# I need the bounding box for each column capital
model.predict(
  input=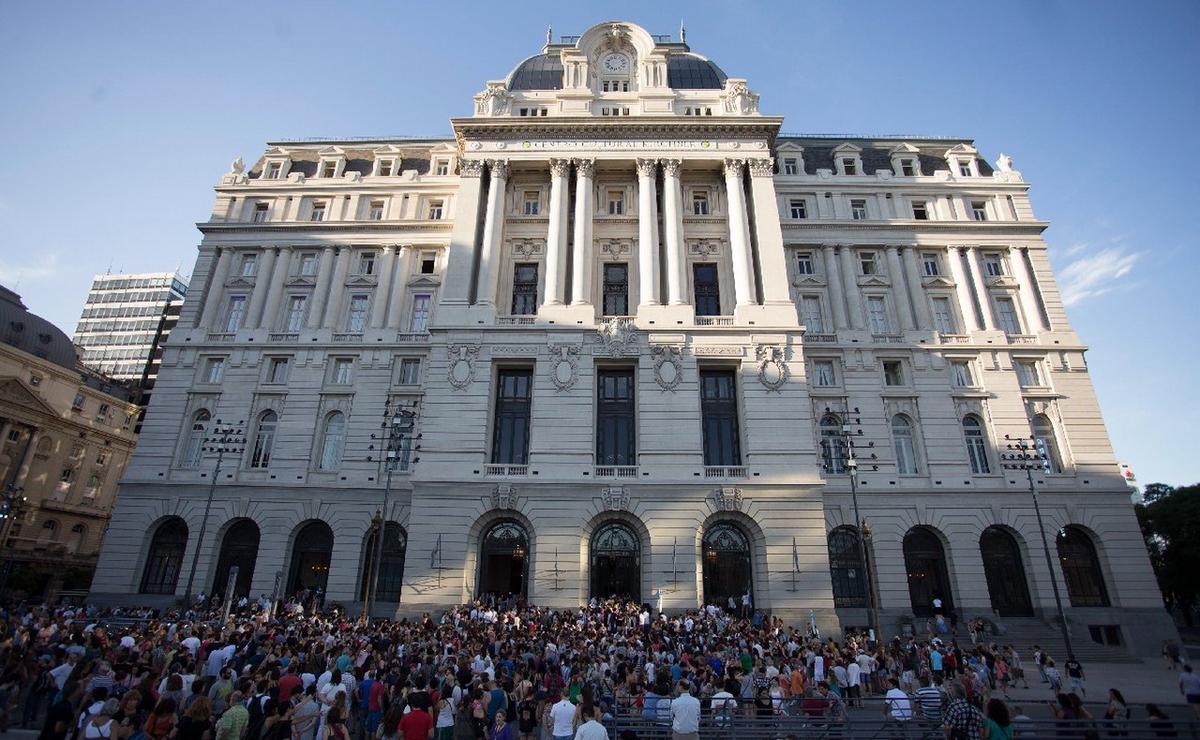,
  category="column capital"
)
[549,158,571,177]
[661,158,682,177]
[635,158,658,177]
[573,158,595,177]
[747,157,774,177]
[723,158,746,178]
[486,159,509,180]
[460,159,485,178]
